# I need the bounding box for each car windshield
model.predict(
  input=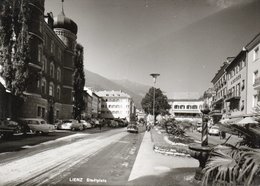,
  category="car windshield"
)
[40,120,47,124]
[211,126,219,129]
[28,120,40,125]
[63,120,72,123]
